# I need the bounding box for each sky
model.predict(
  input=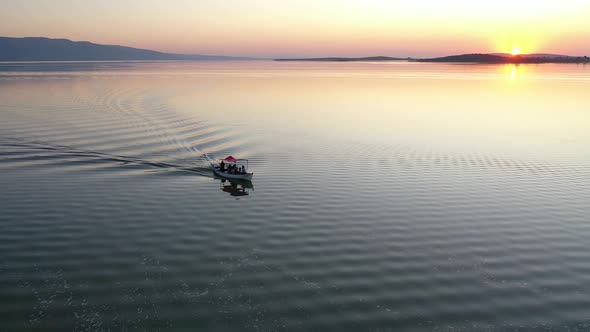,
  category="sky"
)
[1,0,590,57]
